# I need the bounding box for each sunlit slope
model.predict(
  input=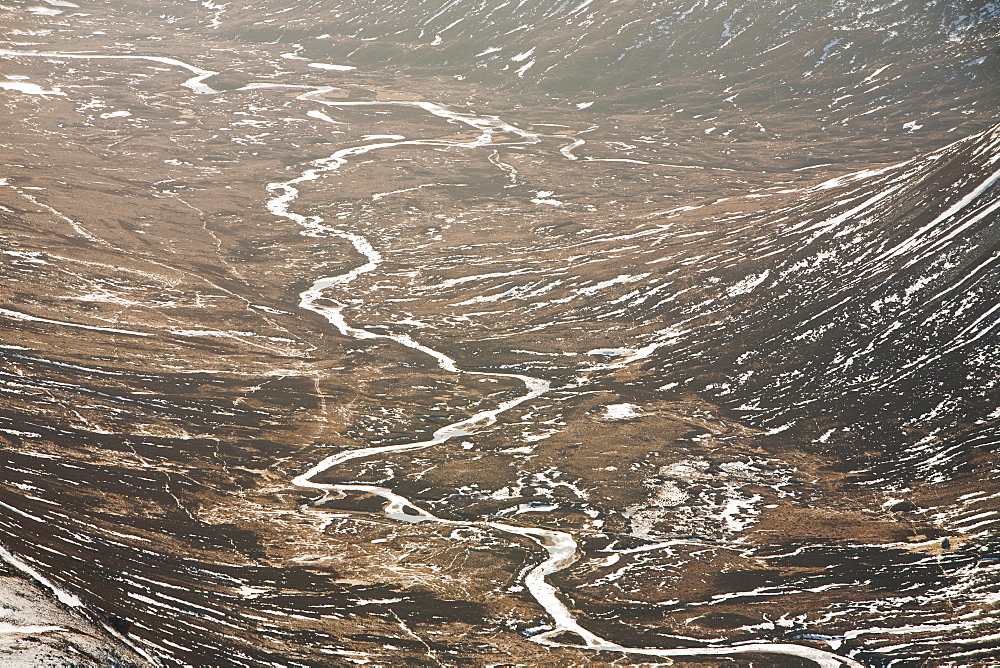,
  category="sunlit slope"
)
[640,123,1000,462]
[150,0,998,134]
[394,122,999,462]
